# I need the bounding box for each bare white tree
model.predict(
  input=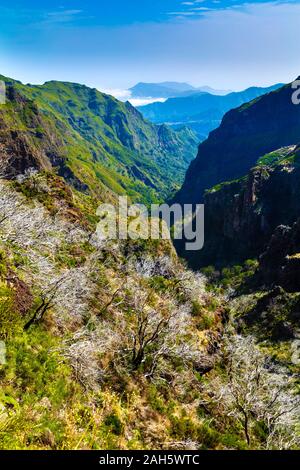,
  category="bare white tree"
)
[133,255,176,279]
[114,291,201,379]
[0,181,97,326]
[201,334,300,449]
